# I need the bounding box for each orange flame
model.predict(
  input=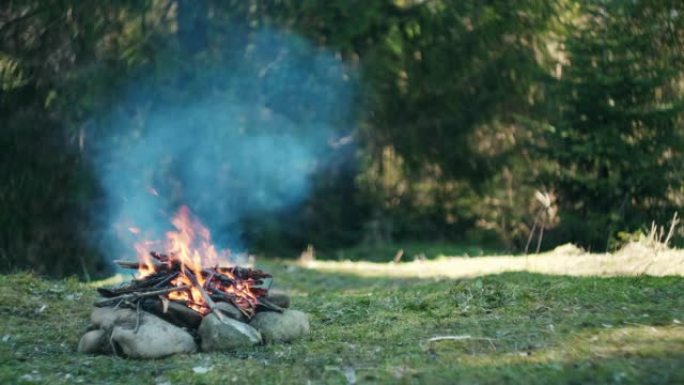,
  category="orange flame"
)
[133,206,258,315]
